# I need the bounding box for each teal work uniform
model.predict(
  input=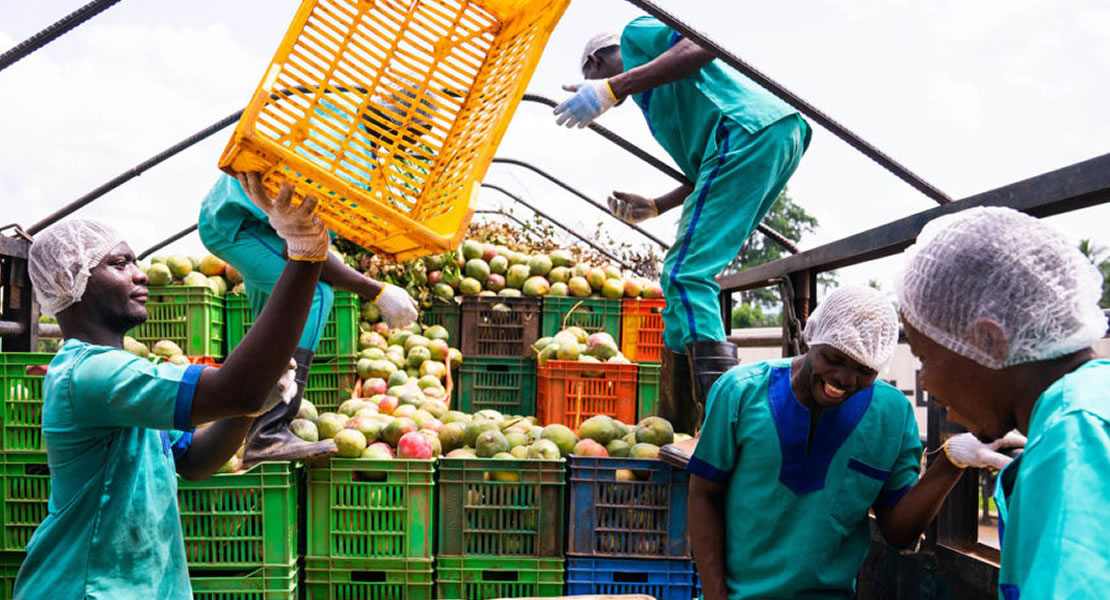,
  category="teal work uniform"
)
[687,358,922,598]
[14,339,205,599]
[620,17,811,352]
[993,359,1110,599]
[198,174,334,351]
